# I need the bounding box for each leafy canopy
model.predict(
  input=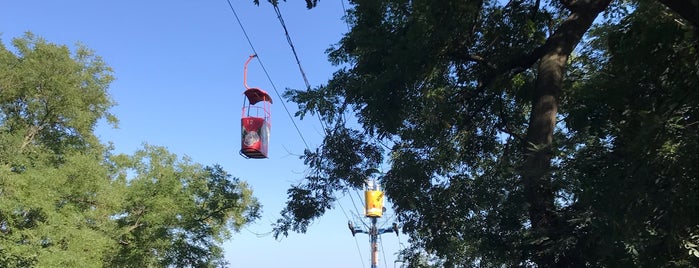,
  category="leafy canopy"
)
[270,0,699,266]
[0,33,260,267]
